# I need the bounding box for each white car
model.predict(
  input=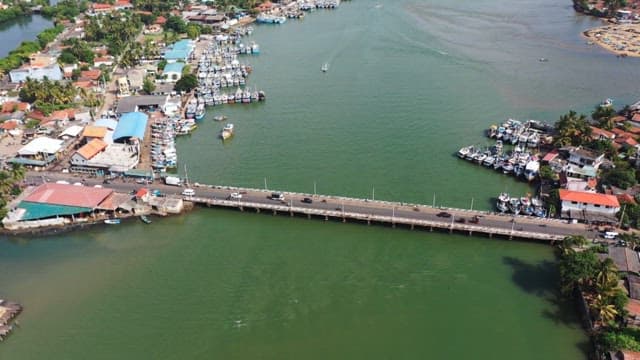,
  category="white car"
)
[182,188,195,196]
[229,192,242,200]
